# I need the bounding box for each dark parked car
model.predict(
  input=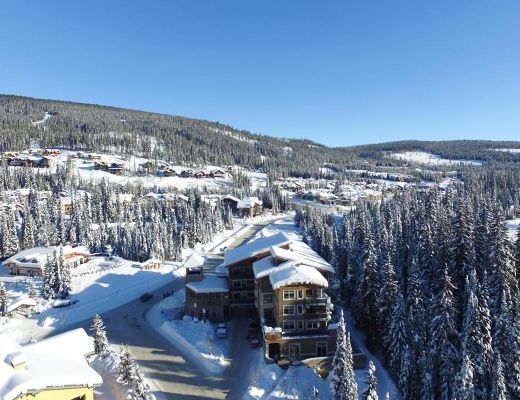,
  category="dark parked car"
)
[216,323,227,338]
[248,318,260,334]
[140,293,154,302]
[249,332,261,348]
